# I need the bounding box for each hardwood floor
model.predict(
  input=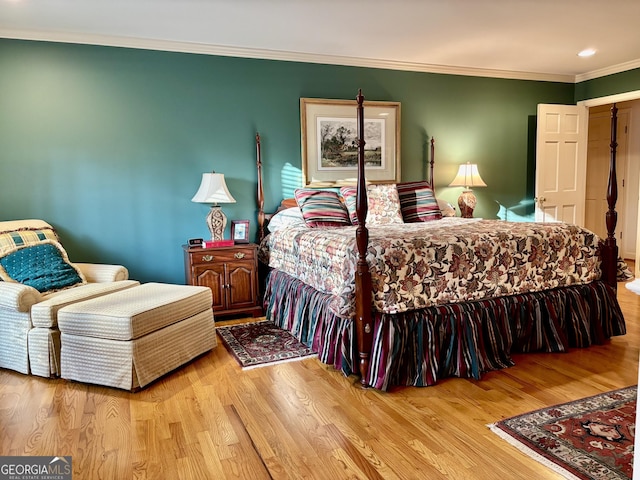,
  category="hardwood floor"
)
[1,283,638,479]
